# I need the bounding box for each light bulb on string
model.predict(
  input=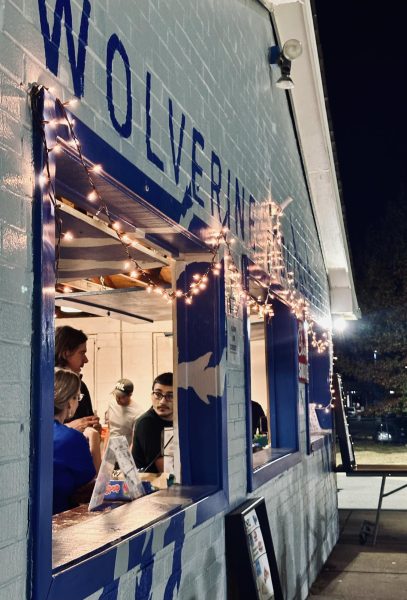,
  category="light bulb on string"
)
[87,190,98,202]
[38,174,48,188]
[37,91,330,347]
